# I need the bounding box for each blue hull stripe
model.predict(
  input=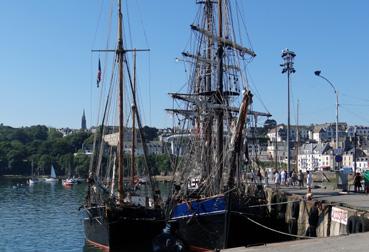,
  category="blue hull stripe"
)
[171,196,225,219]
